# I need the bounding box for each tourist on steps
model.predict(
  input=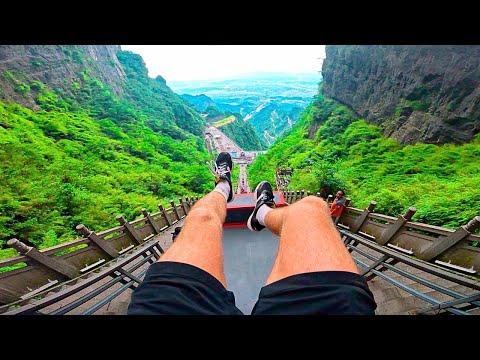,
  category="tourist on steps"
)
[127,152,376,315]
[330,190,346,221]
